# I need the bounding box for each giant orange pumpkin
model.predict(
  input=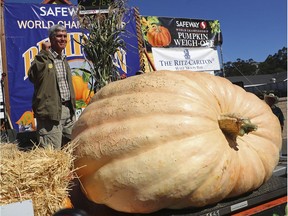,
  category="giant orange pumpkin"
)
[71,71,282,213]
[147,25,171,47]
